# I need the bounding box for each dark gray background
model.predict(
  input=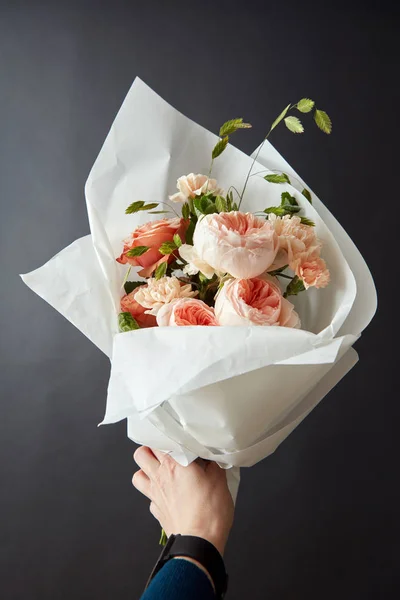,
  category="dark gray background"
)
[1,1,399,598]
